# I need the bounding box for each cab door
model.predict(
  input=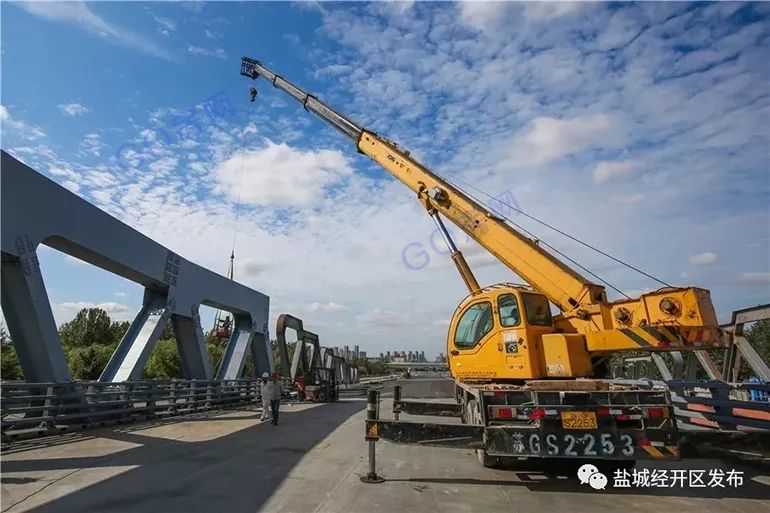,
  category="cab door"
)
[495,292,540,379]
[447,300,497,380]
